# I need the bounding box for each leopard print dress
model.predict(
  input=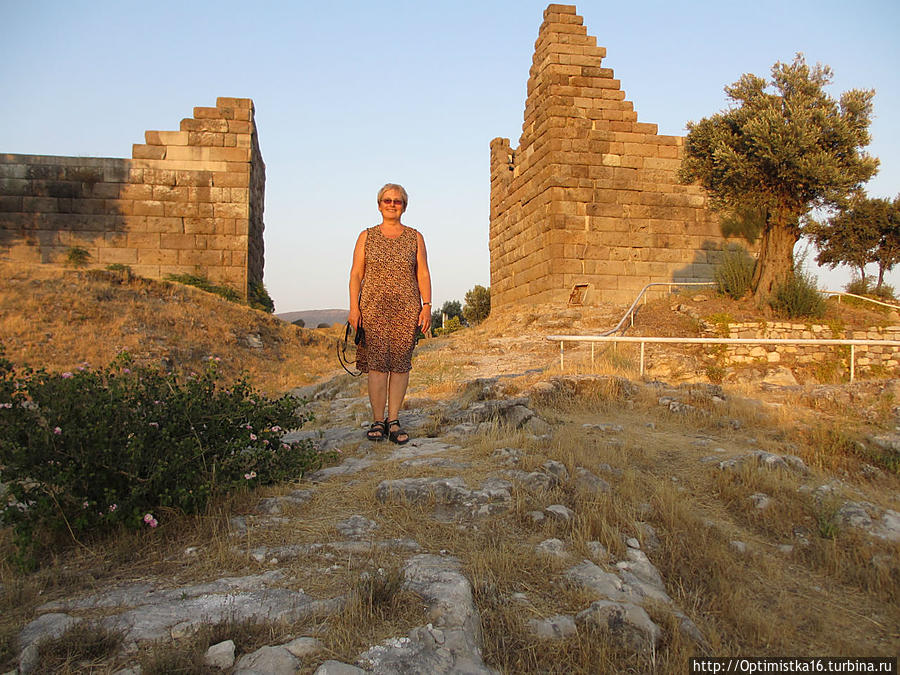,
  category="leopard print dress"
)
[357,225,421,374]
